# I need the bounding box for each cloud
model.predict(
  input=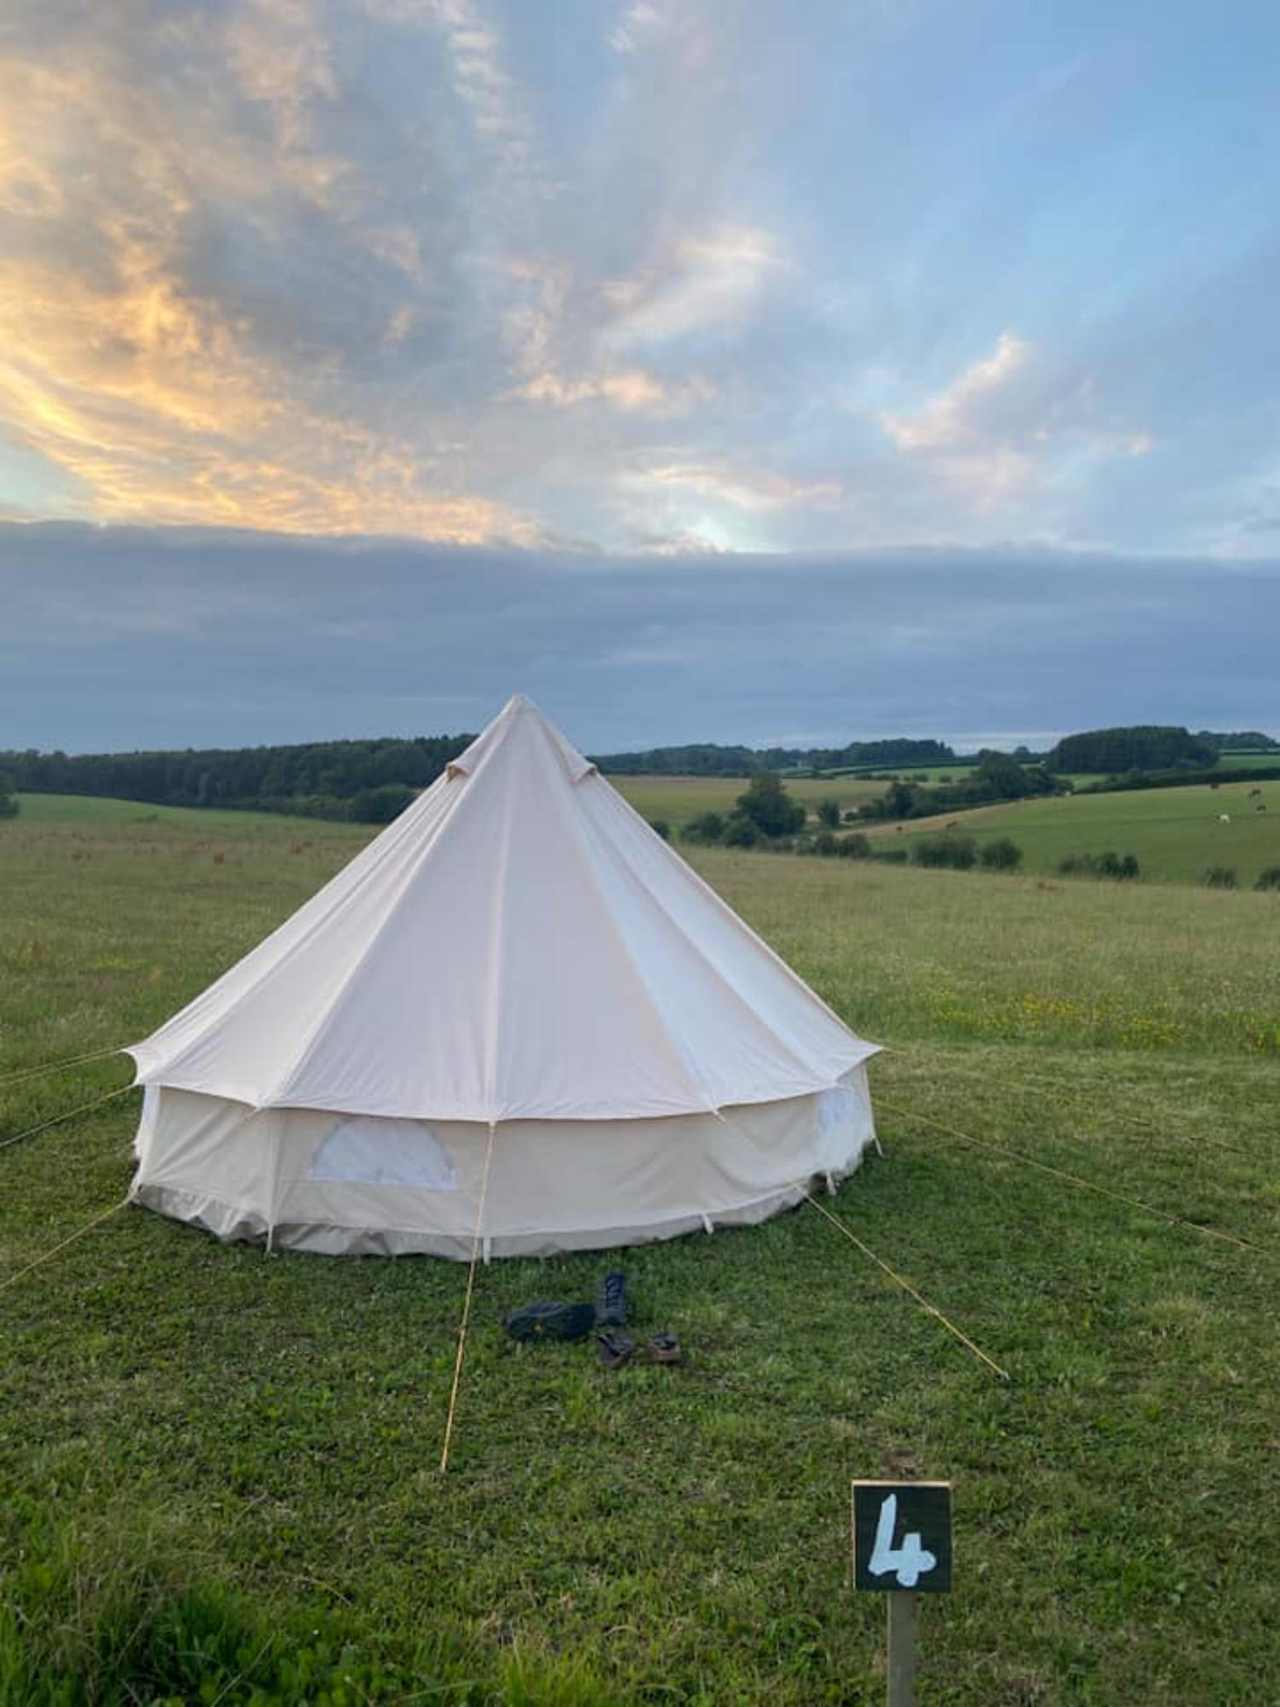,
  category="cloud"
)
[602,226,784,350]
[0,7,544,542]
[0,236,534,541]
[621,459,842,513]
[878,331,1157,516]
[224,0,340,164]
[610,3,666,57]
[2,524,1277,755]
[1,0,1279,556]
[882,332,1031,453]
[513,367,713,415]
